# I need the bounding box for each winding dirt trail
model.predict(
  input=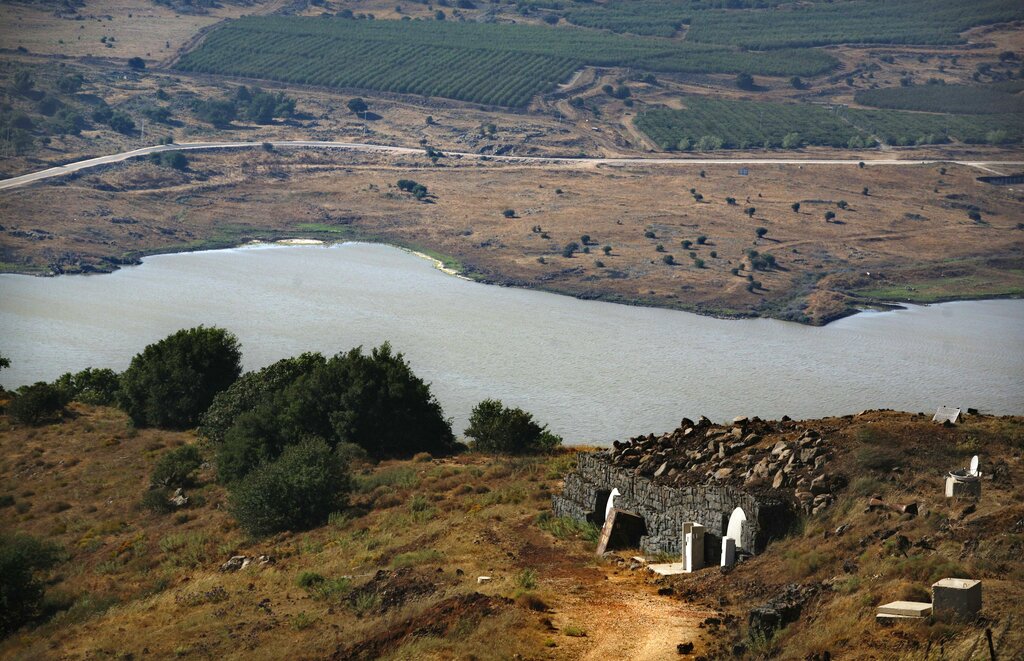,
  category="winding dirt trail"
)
[1,139,1021,192]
